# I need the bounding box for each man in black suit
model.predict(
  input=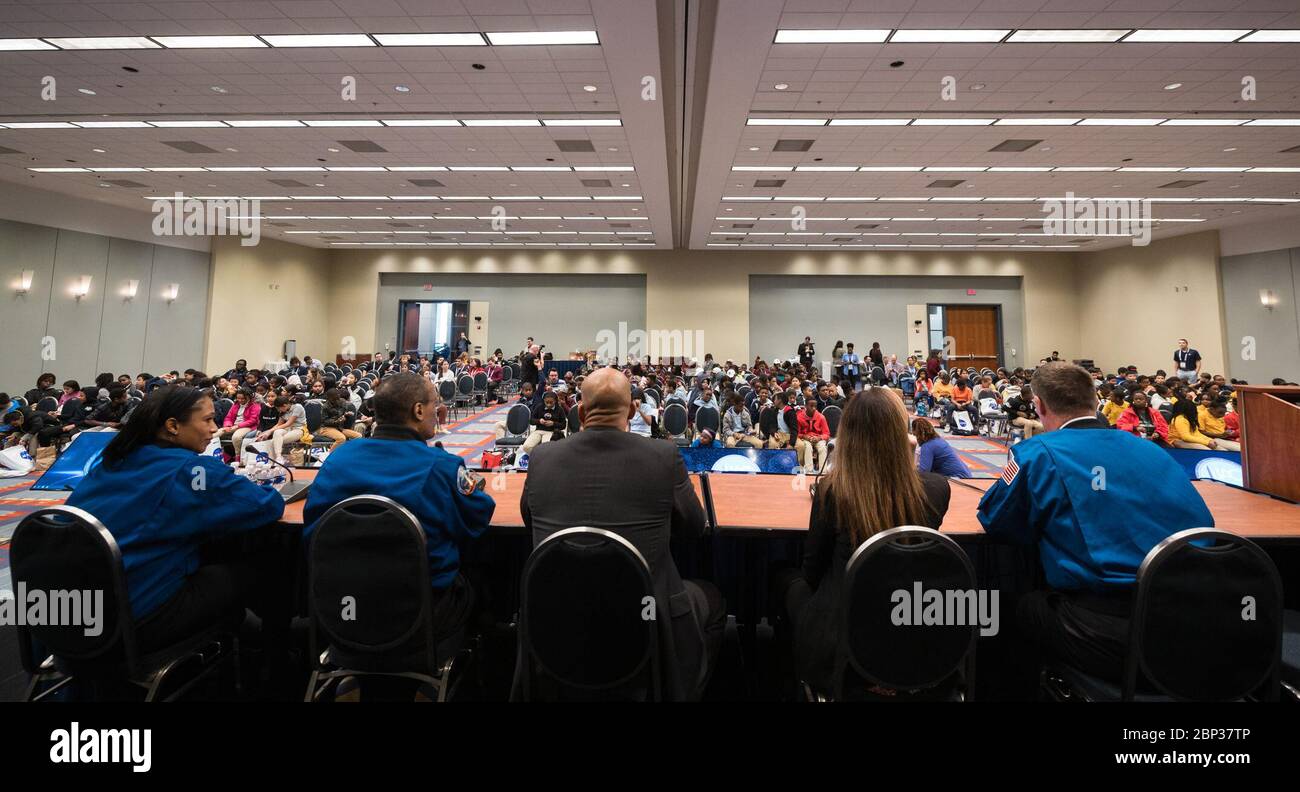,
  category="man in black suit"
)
[521,367,724,700]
